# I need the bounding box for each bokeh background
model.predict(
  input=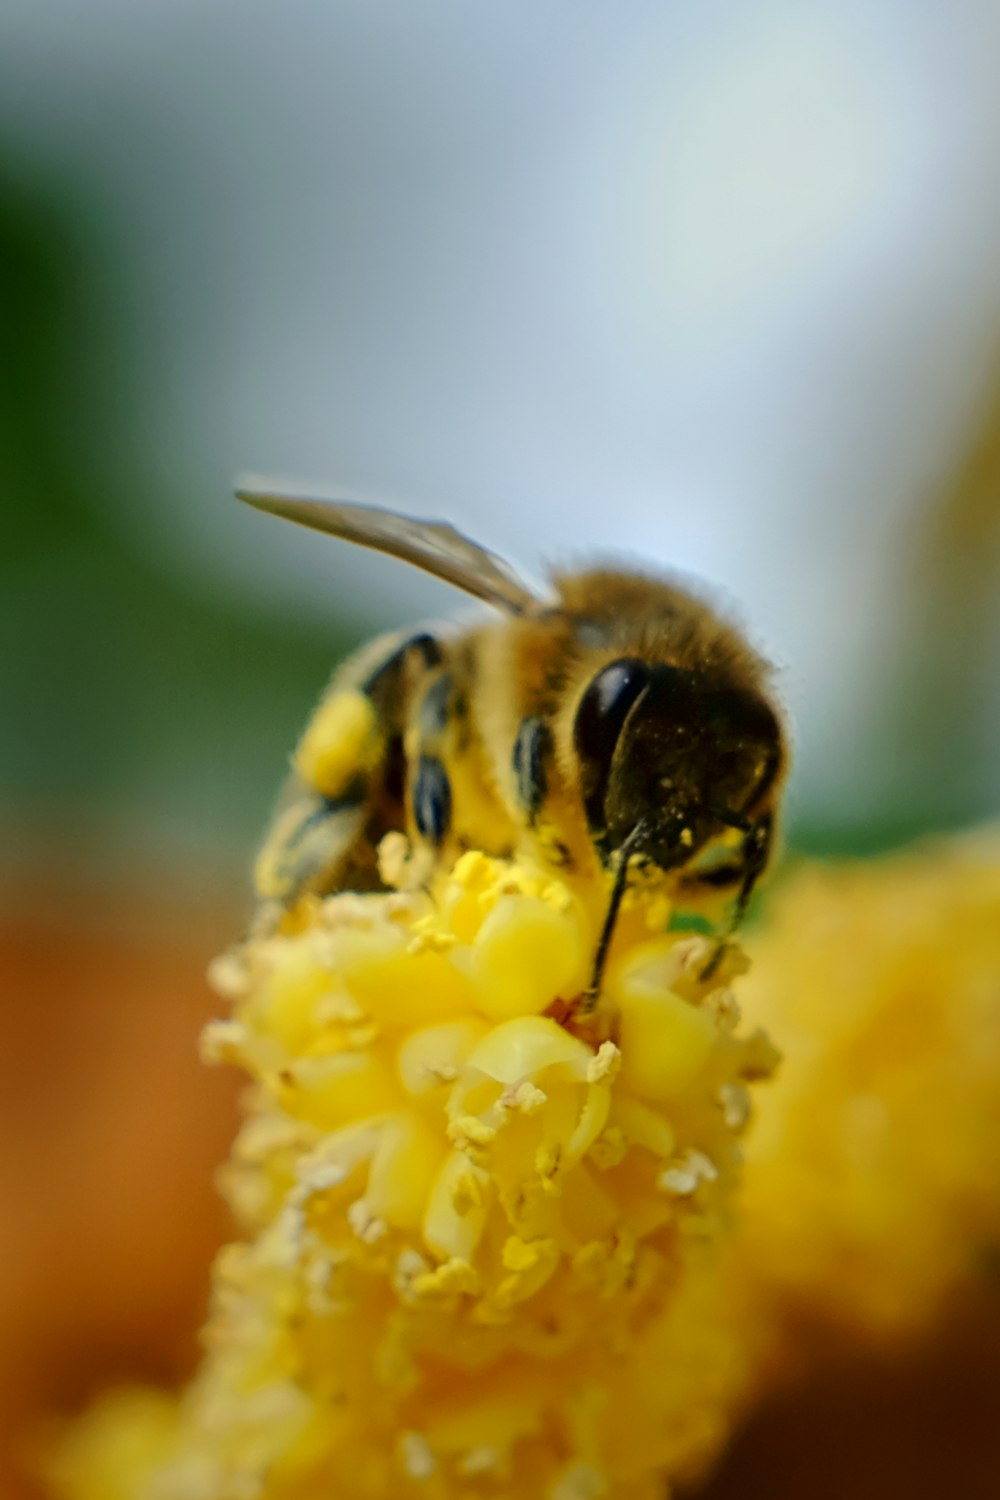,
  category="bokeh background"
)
[3,3,1000,1496]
